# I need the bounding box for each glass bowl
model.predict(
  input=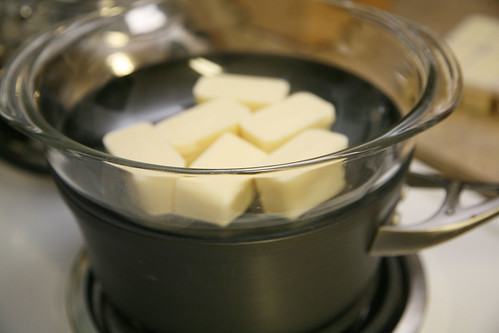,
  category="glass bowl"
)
[0,0,460,235]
